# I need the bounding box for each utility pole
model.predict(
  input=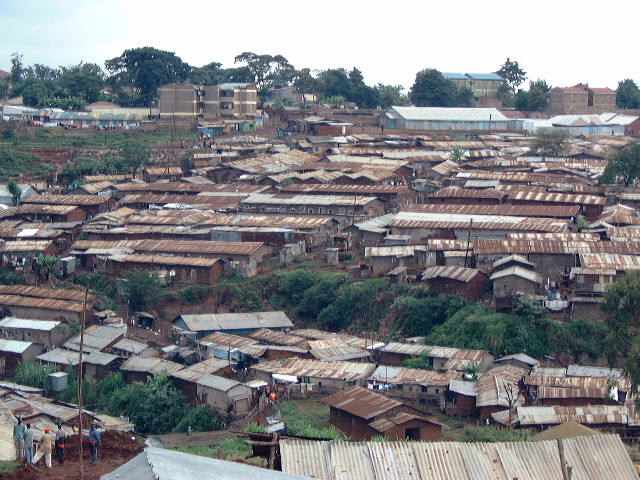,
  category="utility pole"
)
[77,286,88,480]
[463,219,473,268]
